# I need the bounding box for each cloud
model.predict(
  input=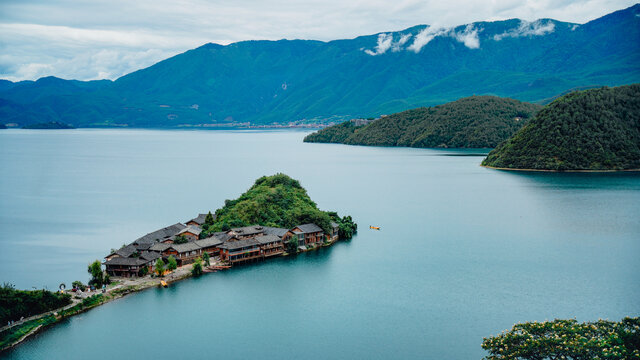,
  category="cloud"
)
[364,33,394,55]
[407,26,447,52]
[493,19,556,40]
[407,24,480,52]
[364,32,414,55]
[392,33,413,52]
[451,24,481,49]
